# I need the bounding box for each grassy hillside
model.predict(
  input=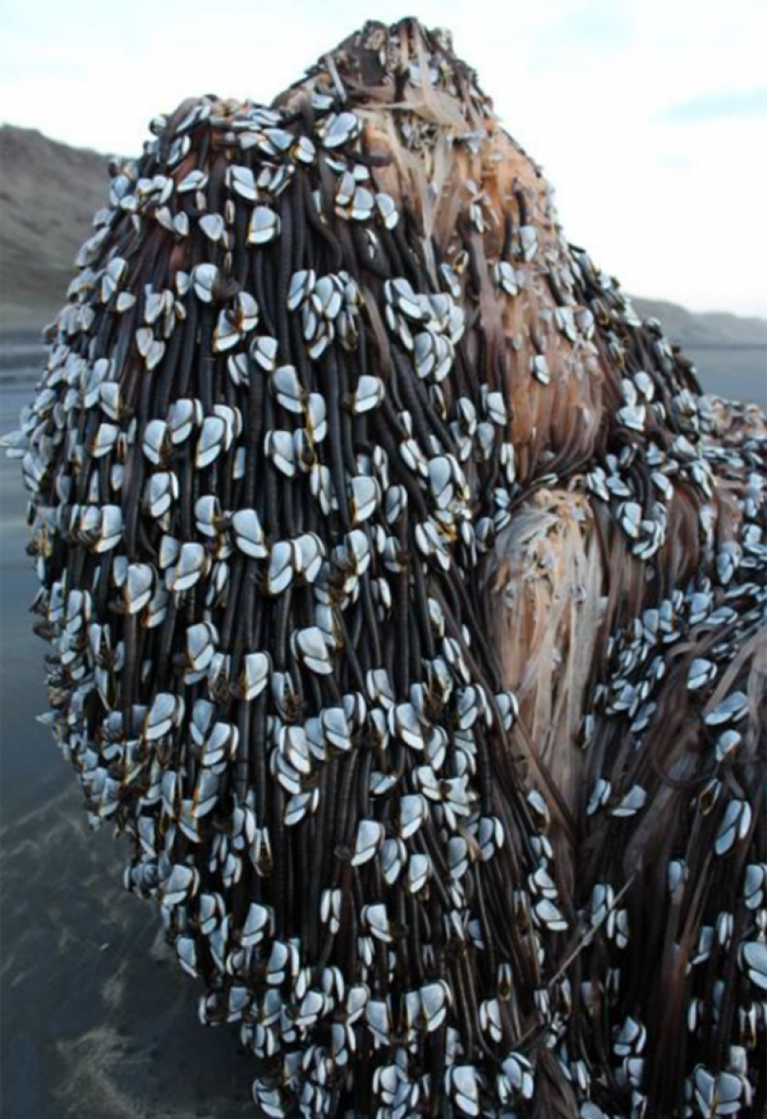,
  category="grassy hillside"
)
[0,126,110,329]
